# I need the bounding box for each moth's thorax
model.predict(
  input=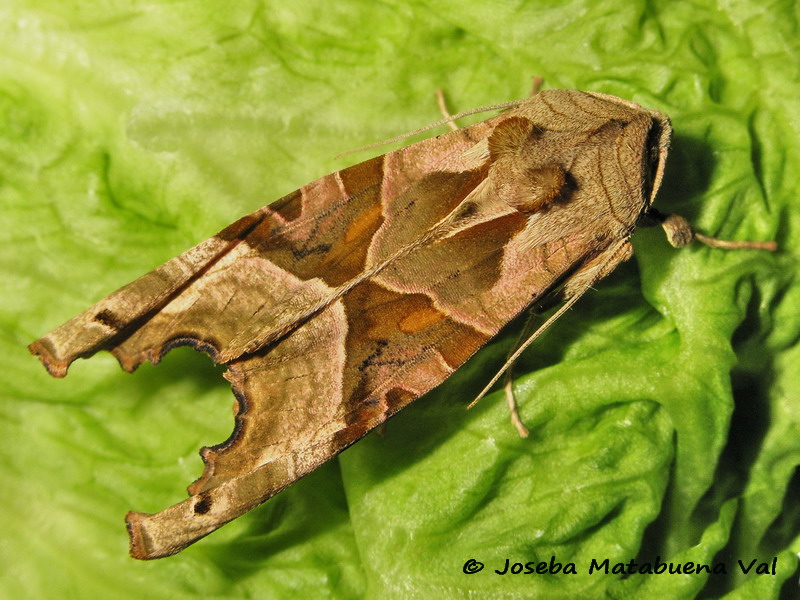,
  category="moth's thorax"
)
[496,89,672,234]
